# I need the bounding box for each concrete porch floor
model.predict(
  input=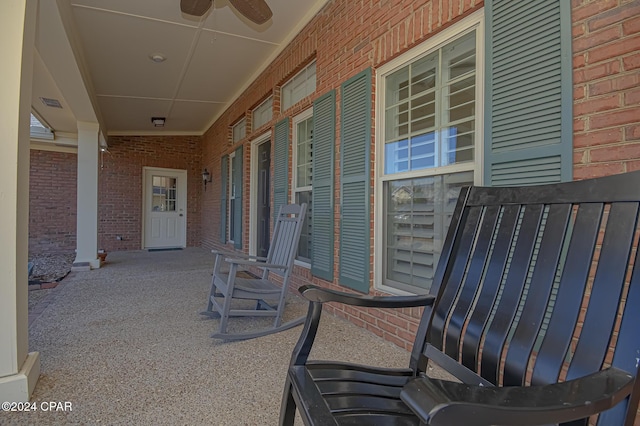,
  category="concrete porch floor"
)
[1,248,424,425]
